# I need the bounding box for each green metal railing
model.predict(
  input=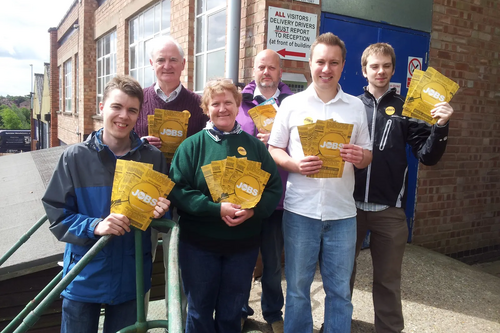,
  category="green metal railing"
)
[1,216,181,333]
